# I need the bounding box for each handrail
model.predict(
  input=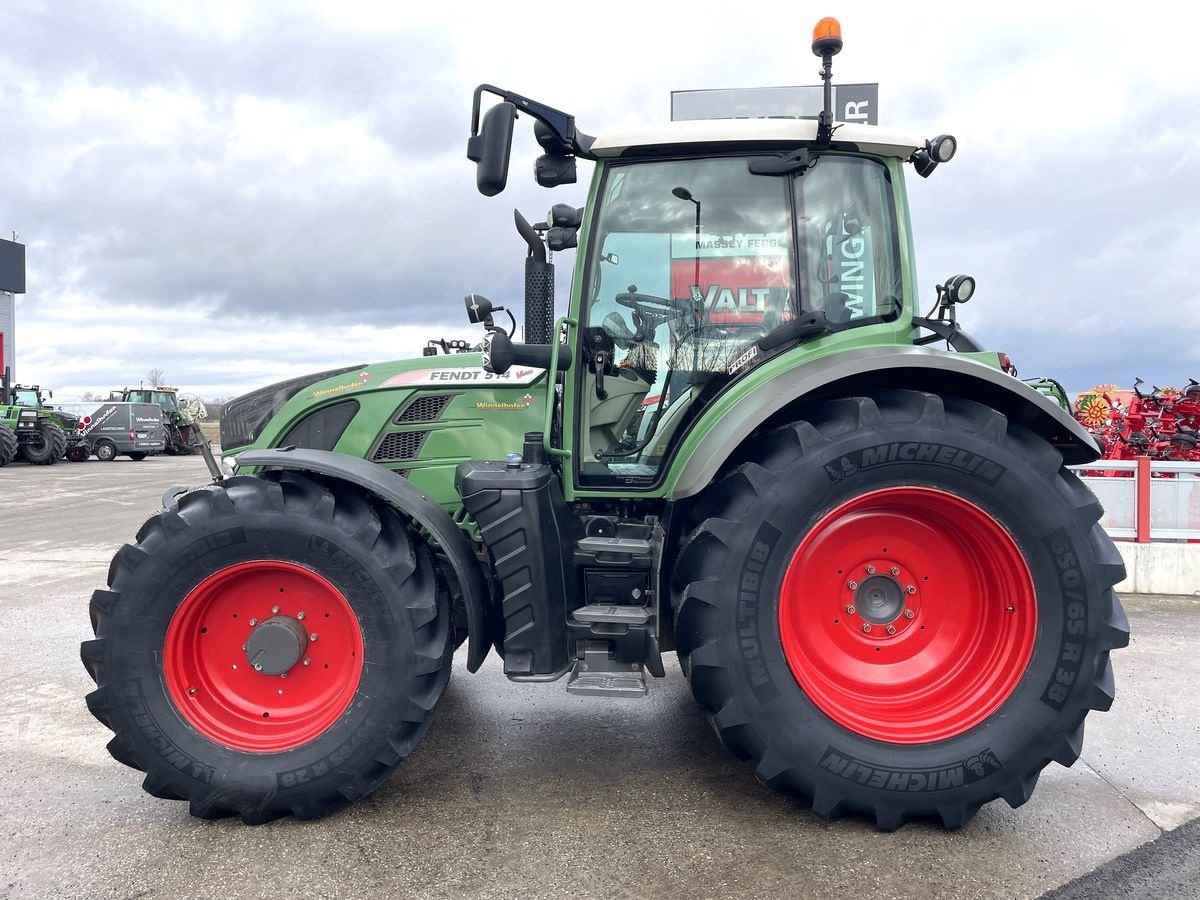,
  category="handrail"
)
[542,316,576,459]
